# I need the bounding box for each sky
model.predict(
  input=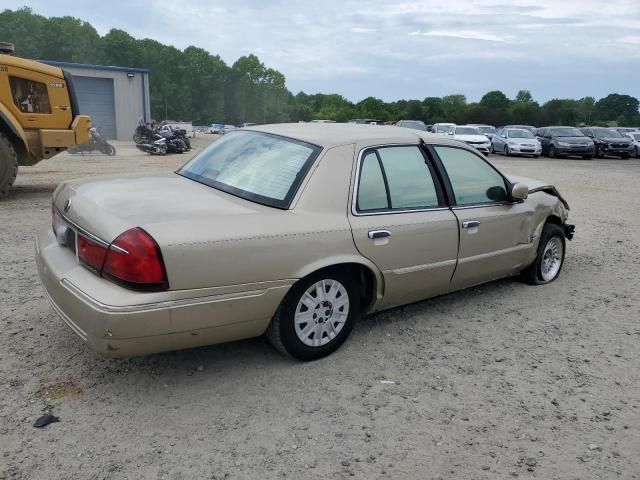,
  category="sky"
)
[4,0,640,103]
